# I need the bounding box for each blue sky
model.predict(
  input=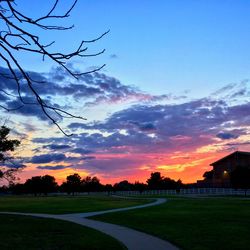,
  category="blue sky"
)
[0,0,250,184]
[17,0,250,97]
